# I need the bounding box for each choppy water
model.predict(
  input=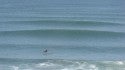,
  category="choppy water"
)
[0,58,125,70]
[0,0,125,70]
